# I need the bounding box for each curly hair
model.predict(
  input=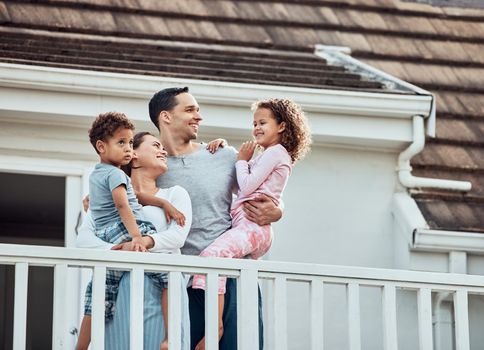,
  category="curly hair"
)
[88,112,135,154]
[252,98,312,163]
